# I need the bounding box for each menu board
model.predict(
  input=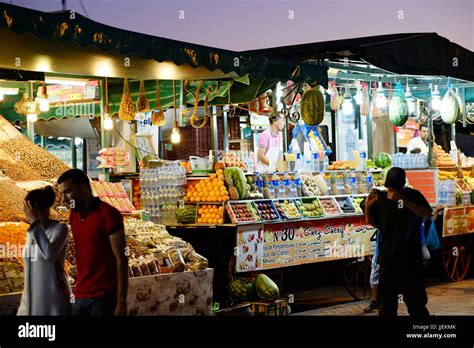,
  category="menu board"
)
[442,205,474,237]
[235,216,376,273]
